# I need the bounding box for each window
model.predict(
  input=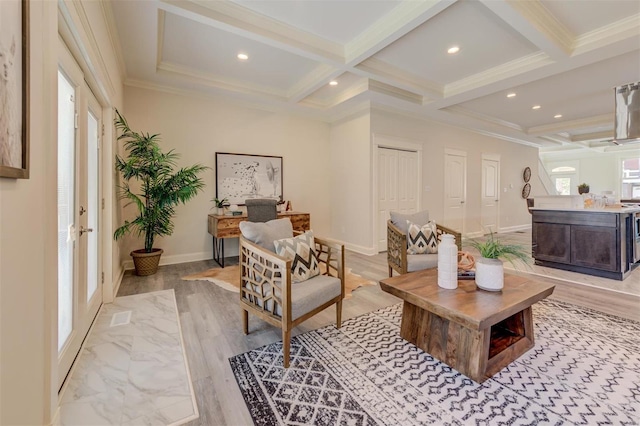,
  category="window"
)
[622,157,640,199]
[555,177,571,195]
